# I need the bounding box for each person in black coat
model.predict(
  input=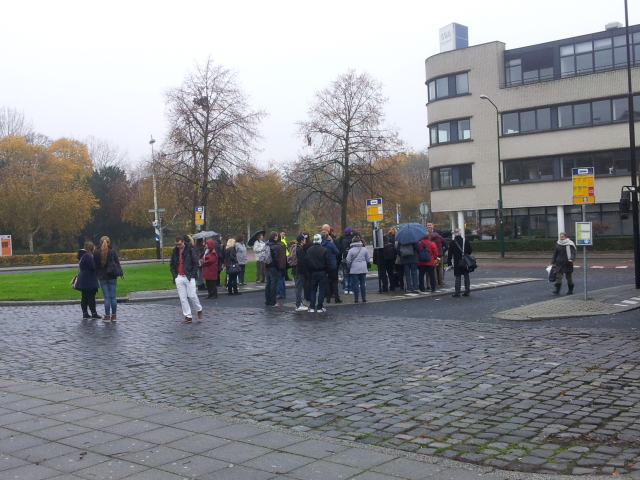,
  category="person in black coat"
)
[306,234,332,313]
[447,230,473,297]
[224,238,241,296]
[76,243,101,319]
[551,232,577,295]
